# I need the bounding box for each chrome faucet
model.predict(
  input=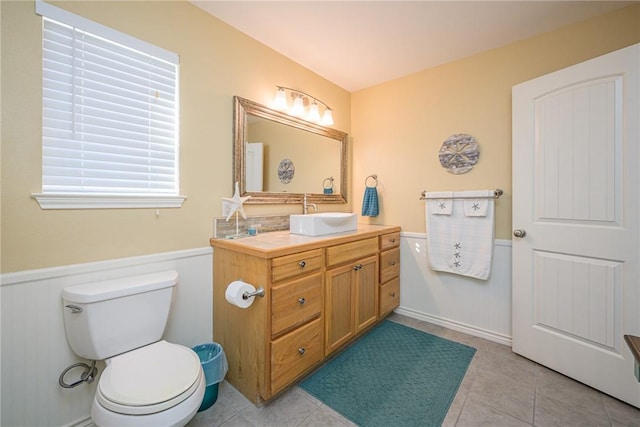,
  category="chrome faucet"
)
[303,194,317,214]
